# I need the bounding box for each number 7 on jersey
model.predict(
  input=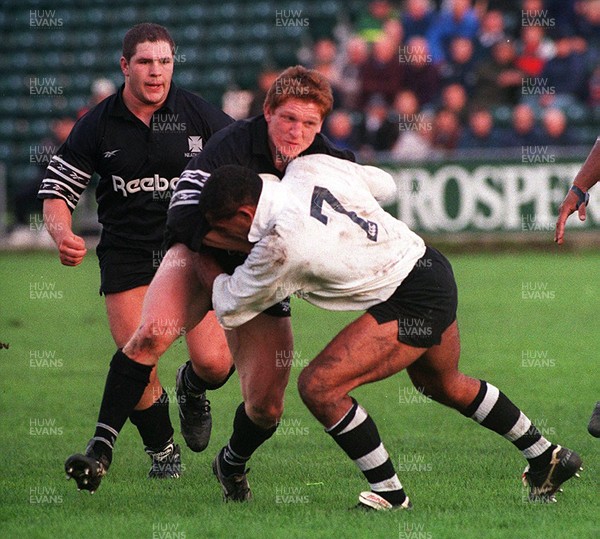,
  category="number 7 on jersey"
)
[310,186,378,241]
